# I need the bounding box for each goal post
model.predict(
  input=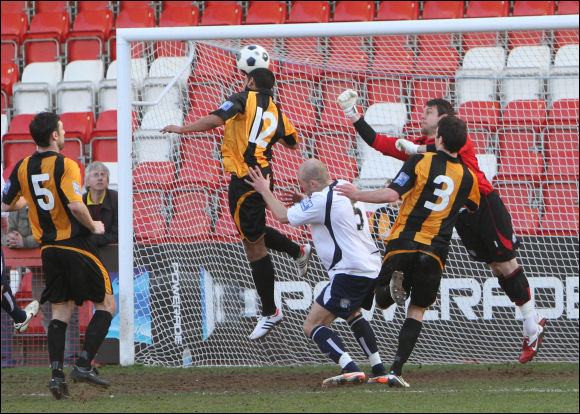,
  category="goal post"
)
[116,15,579,367]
